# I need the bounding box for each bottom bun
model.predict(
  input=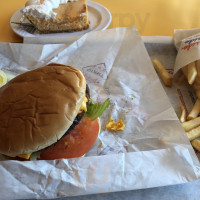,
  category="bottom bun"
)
[39,117,101,160]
